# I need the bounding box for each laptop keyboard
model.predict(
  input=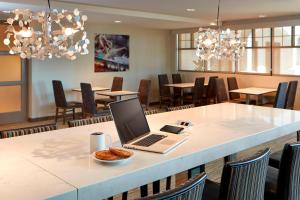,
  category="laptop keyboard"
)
[132,134,167,147]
